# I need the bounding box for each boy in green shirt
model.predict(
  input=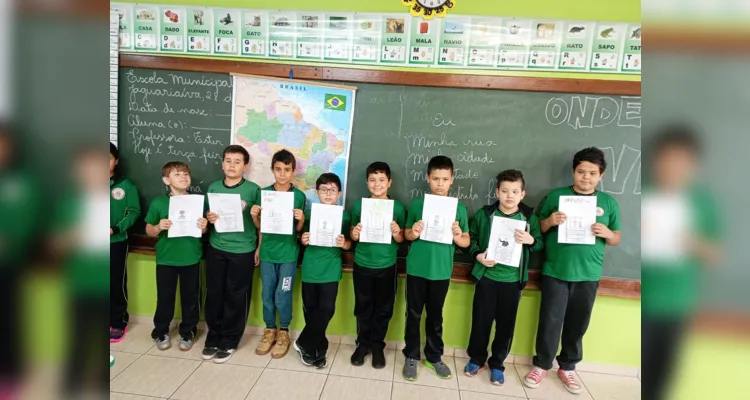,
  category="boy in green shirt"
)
[349,162,406,369]
[402,155,470,381]
[464,170,544,385]
[524,148,621,394]
[641,125,721,400]
[202,145,262,364]
[145,161,208,351]
[255,150,306,359]
[294,173,351,369]
[109,142,141,343]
